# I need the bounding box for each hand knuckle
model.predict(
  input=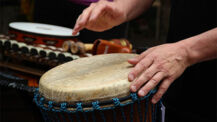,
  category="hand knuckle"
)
[151,78,158,85]
[77,22,84,26]
[145,72,152,80]
[159,86,167,92]
[136,79,145,87]
[155,93,162,99]
[136,79,144,86]
[156,63,163,70]
[138,61,148,69]
[90,3,95,7]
